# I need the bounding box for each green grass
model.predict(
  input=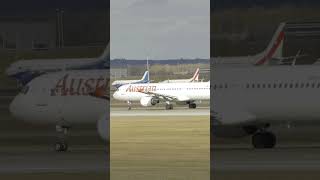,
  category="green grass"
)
[110,116,210,180]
